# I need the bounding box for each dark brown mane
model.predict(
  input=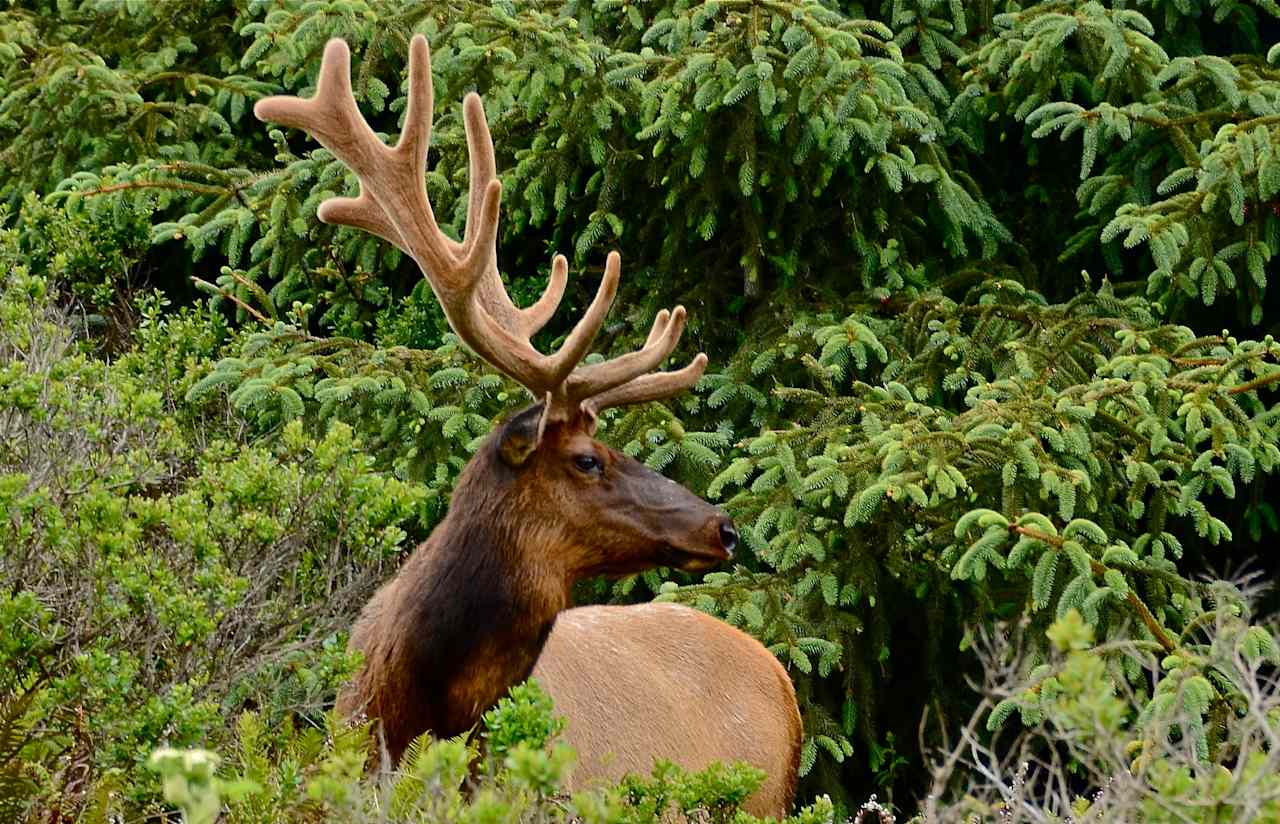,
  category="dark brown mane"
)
[338,414,569,760]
